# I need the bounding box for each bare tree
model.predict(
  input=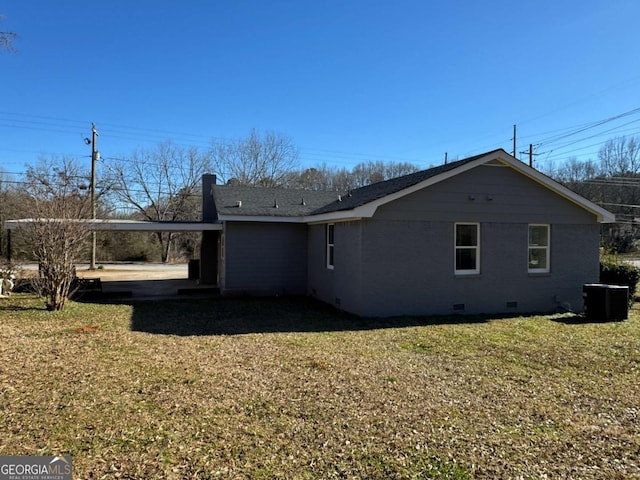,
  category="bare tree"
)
[543,137,640,253]
[108,141,211,262]
[383,161,422,179]
[211,129,299,187]
[286,160,421,191]
[553,156,599,184]
[0,15,17,53]
[599,136,640,177]
[0,171,15,258]
[330,167,356,191]
[19,158,92,310]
